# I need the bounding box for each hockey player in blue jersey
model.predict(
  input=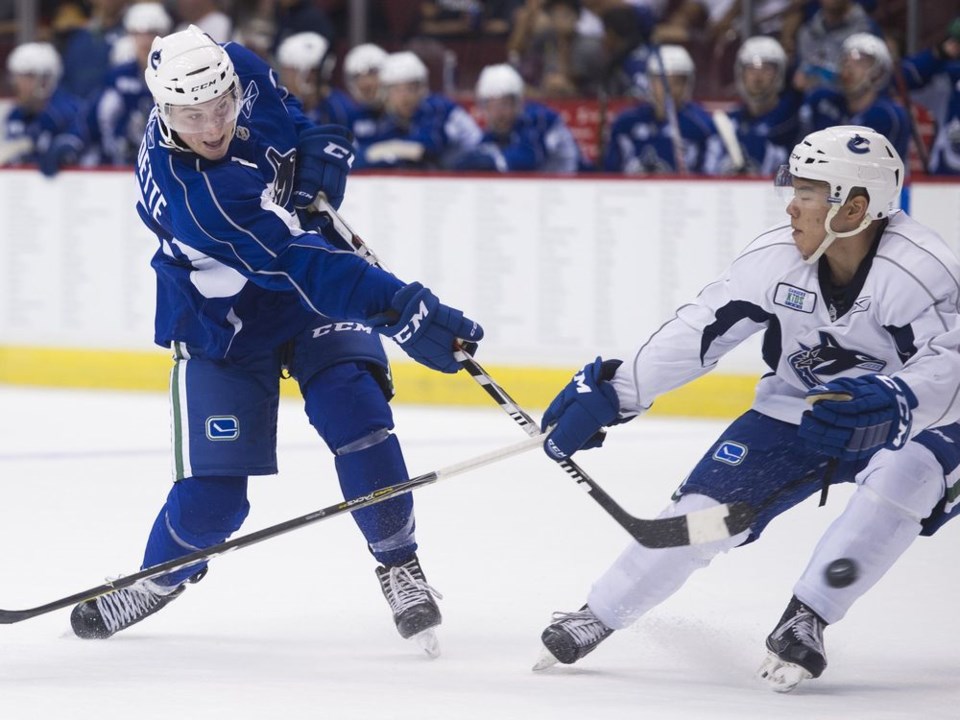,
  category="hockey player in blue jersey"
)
[715,36,802,175]
[355,51,482,170]
[68,26,483,656]
[276,32,358,128]
[41,2,175,175]
[900,23,960,175]
[532,126,960,691]
[800,33,910,161]
[602,45,717,175]
[342,43,388,146]
[1,42,82,168]
[453,63,580,174]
